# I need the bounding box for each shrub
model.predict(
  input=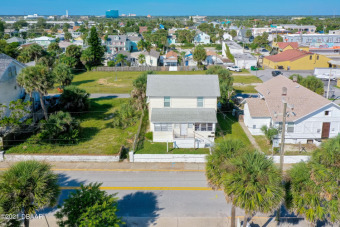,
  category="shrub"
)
[40,111,80,144]
[145,131,153,140]
[112,101,139,129]
[59,86,90,113]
